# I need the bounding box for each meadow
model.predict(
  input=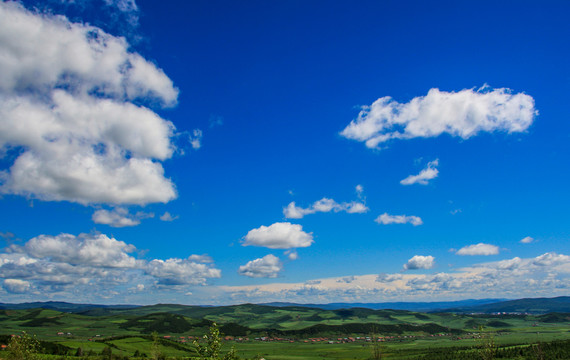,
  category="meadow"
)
[1,303,570,359]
